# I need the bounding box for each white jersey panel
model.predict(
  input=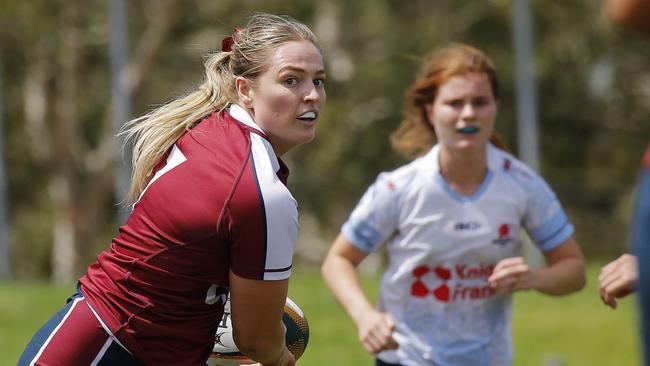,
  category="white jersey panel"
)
[341,143,574,366]
[232,104,298,280]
